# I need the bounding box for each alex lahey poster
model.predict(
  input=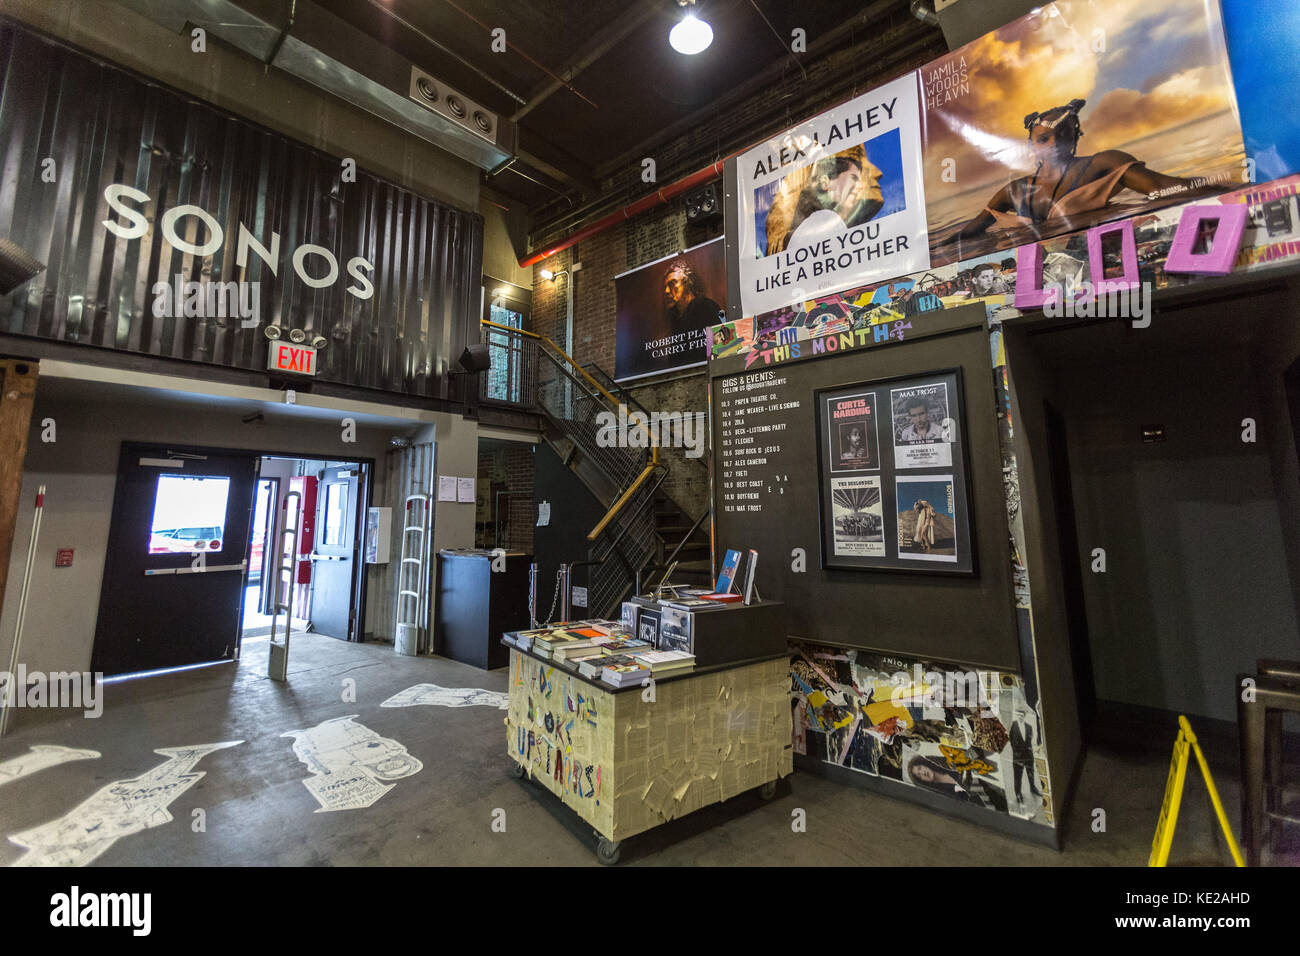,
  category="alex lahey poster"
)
[735,73,930,317]
[614,237,726,382]
[920,0,1247,267]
